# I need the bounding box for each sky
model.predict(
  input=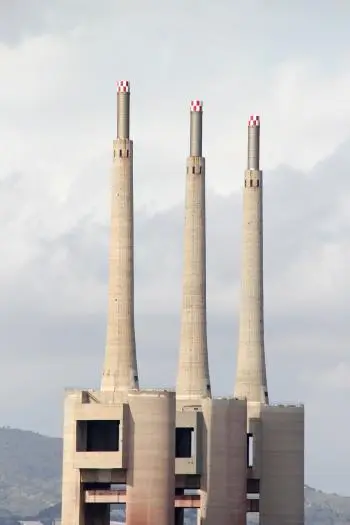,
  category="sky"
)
[0,0,350,495]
